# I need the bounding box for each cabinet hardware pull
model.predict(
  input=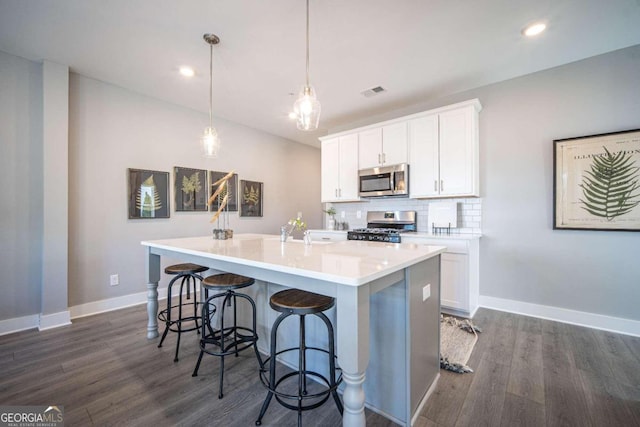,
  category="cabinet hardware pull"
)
[339,188,342,197]
[378,153,381,164]
[434,180,438,191]
[382,153,386,164]
[335,189,338,197]
[441,180,444,192]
